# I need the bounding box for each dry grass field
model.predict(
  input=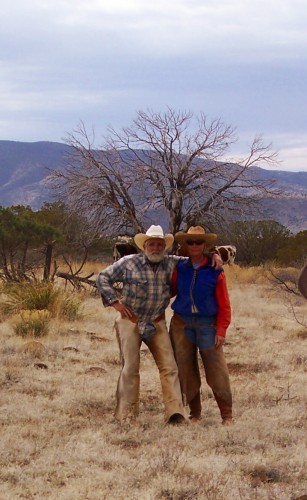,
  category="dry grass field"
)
[0,265,306,500]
